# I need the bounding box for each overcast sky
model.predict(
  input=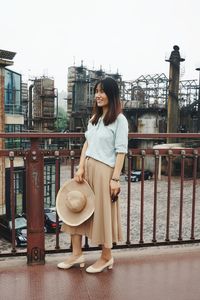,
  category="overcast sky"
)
[1,0,200,91]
